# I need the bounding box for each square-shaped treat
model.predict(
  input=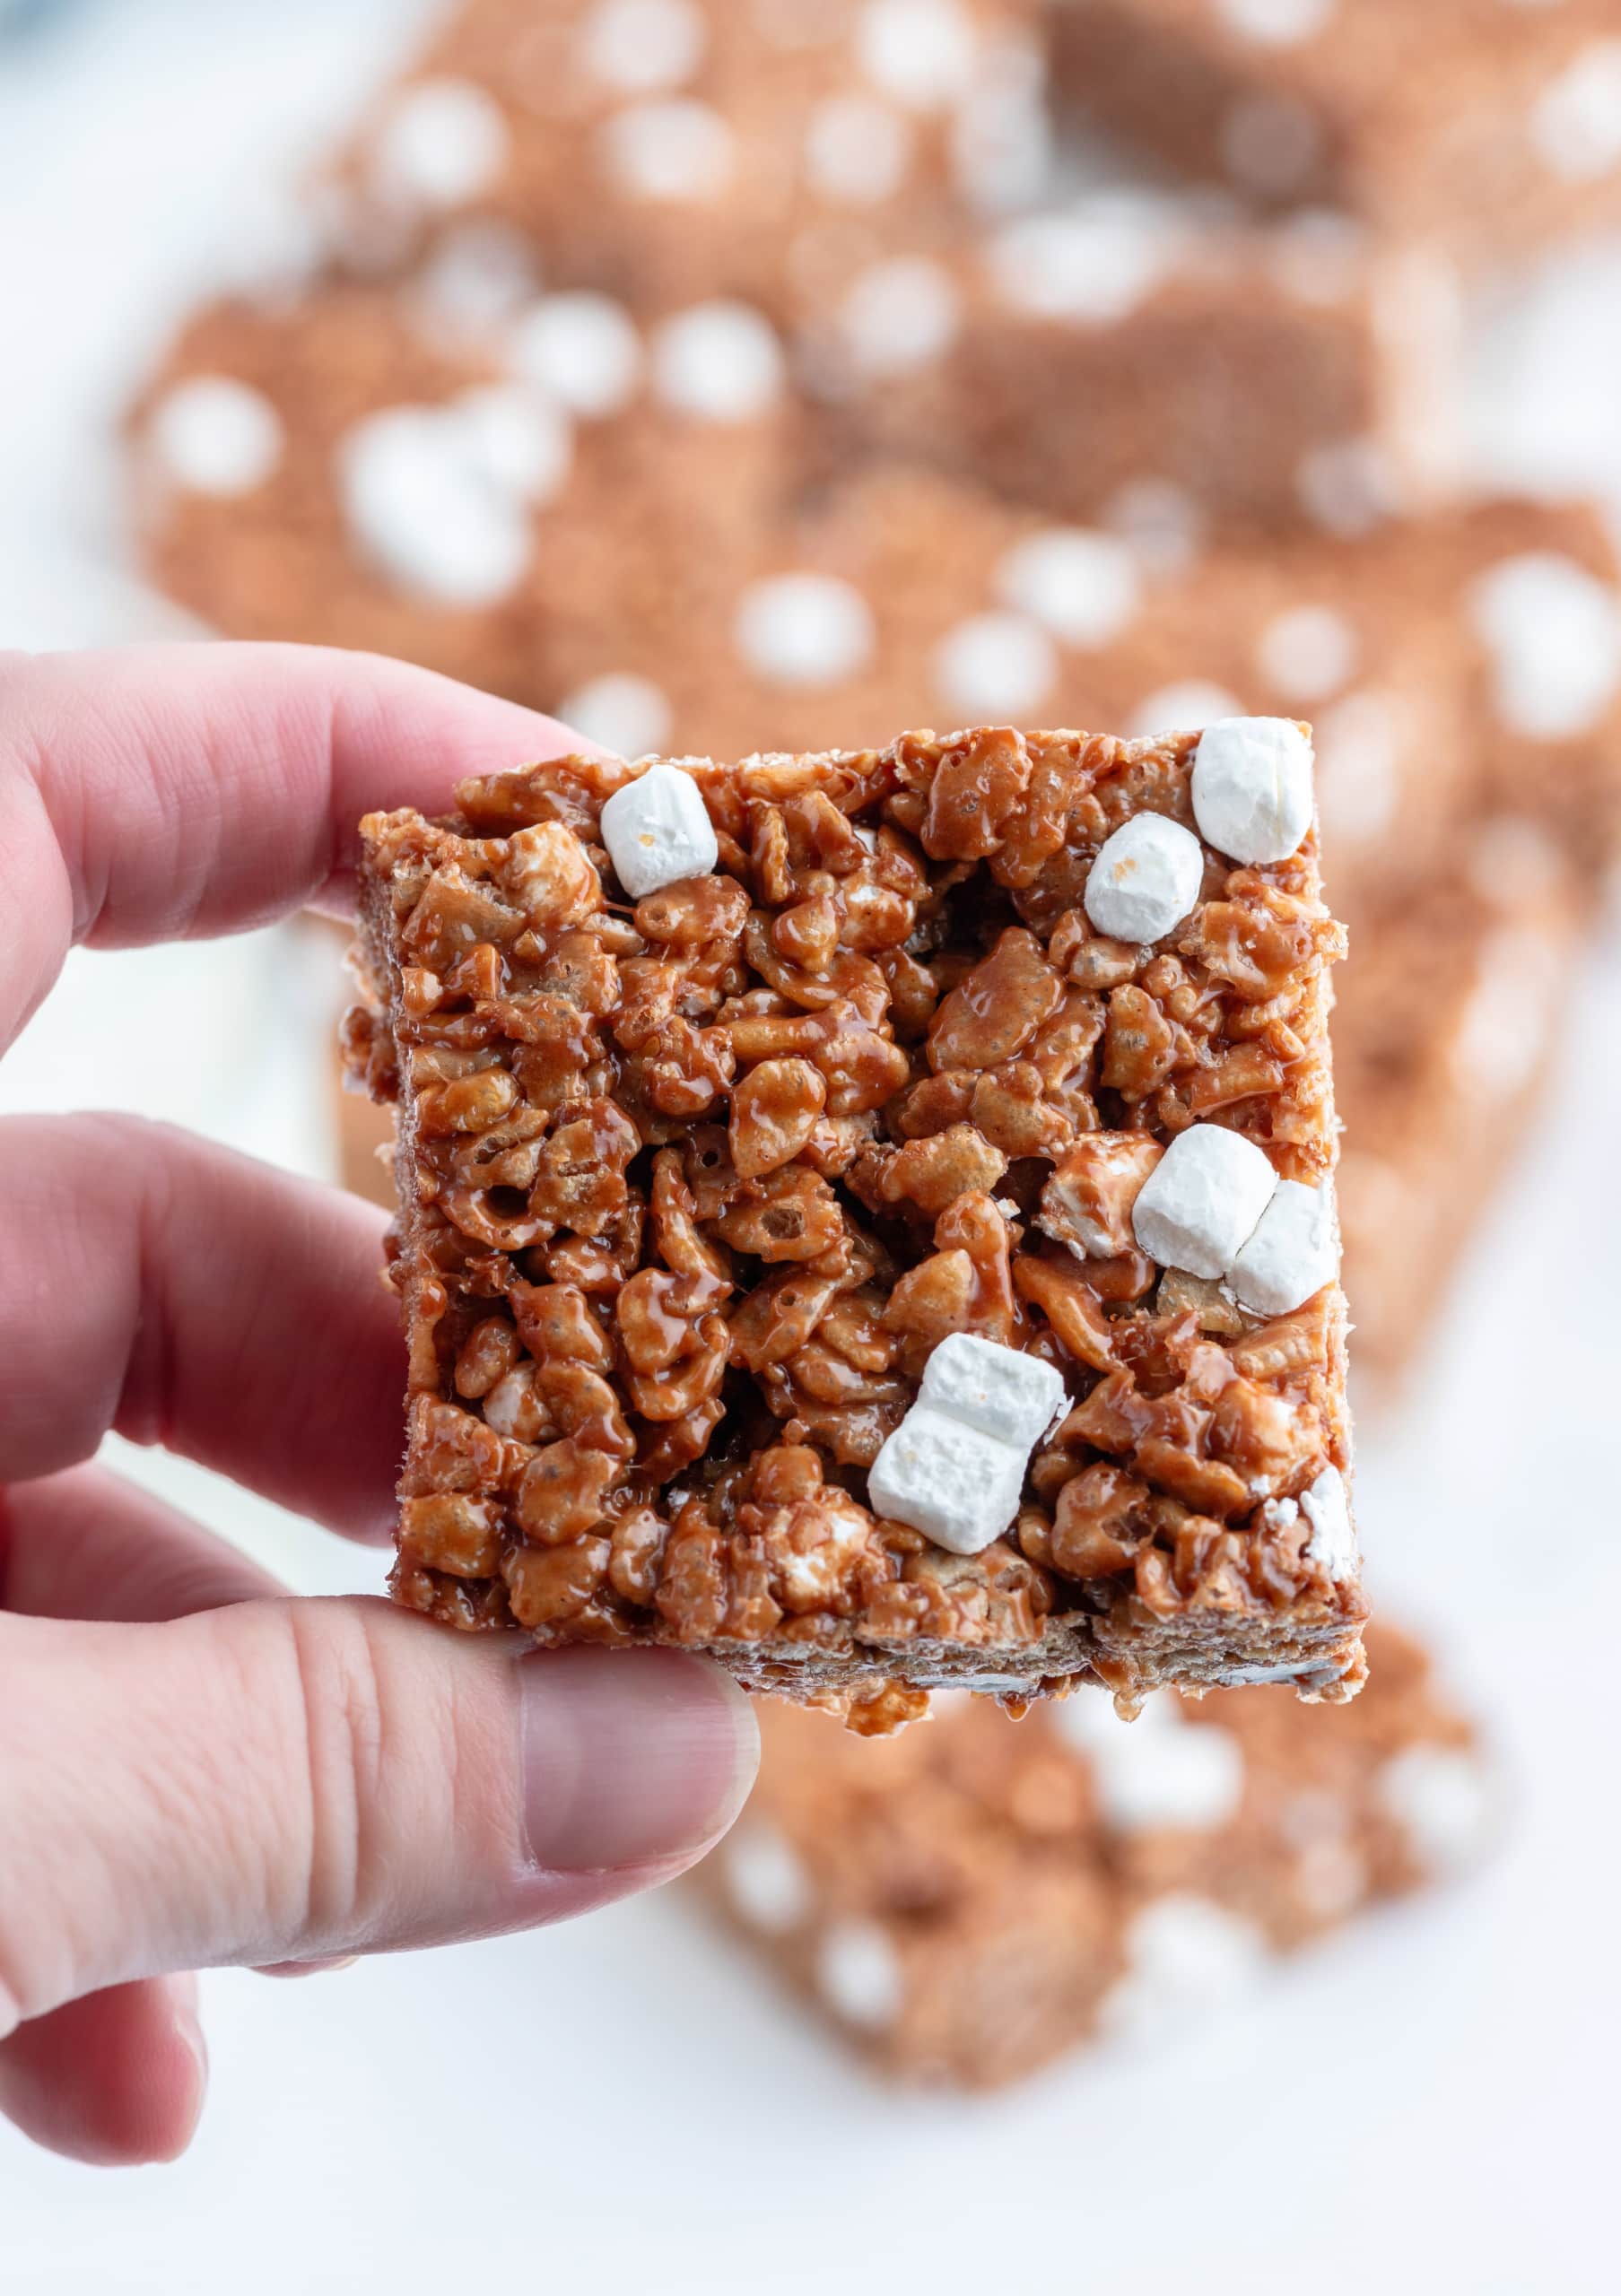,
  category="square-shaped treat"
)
[1335,819,1585,1396]
[807,193,1463,545]
[1050,0,1621,258]
[349,721,1359,1725]
[701,1620,1492,2086]
[319,0,1050,325]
